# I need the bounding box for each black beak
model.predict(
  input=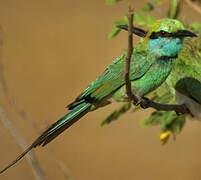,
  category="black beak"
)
[116,25,147,38]
[117,25,198,39]
[174,30,197,38]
